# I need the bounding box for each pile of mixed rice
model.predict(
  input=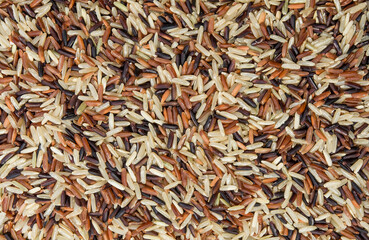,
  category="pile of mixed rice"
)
[0,0,369,239]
